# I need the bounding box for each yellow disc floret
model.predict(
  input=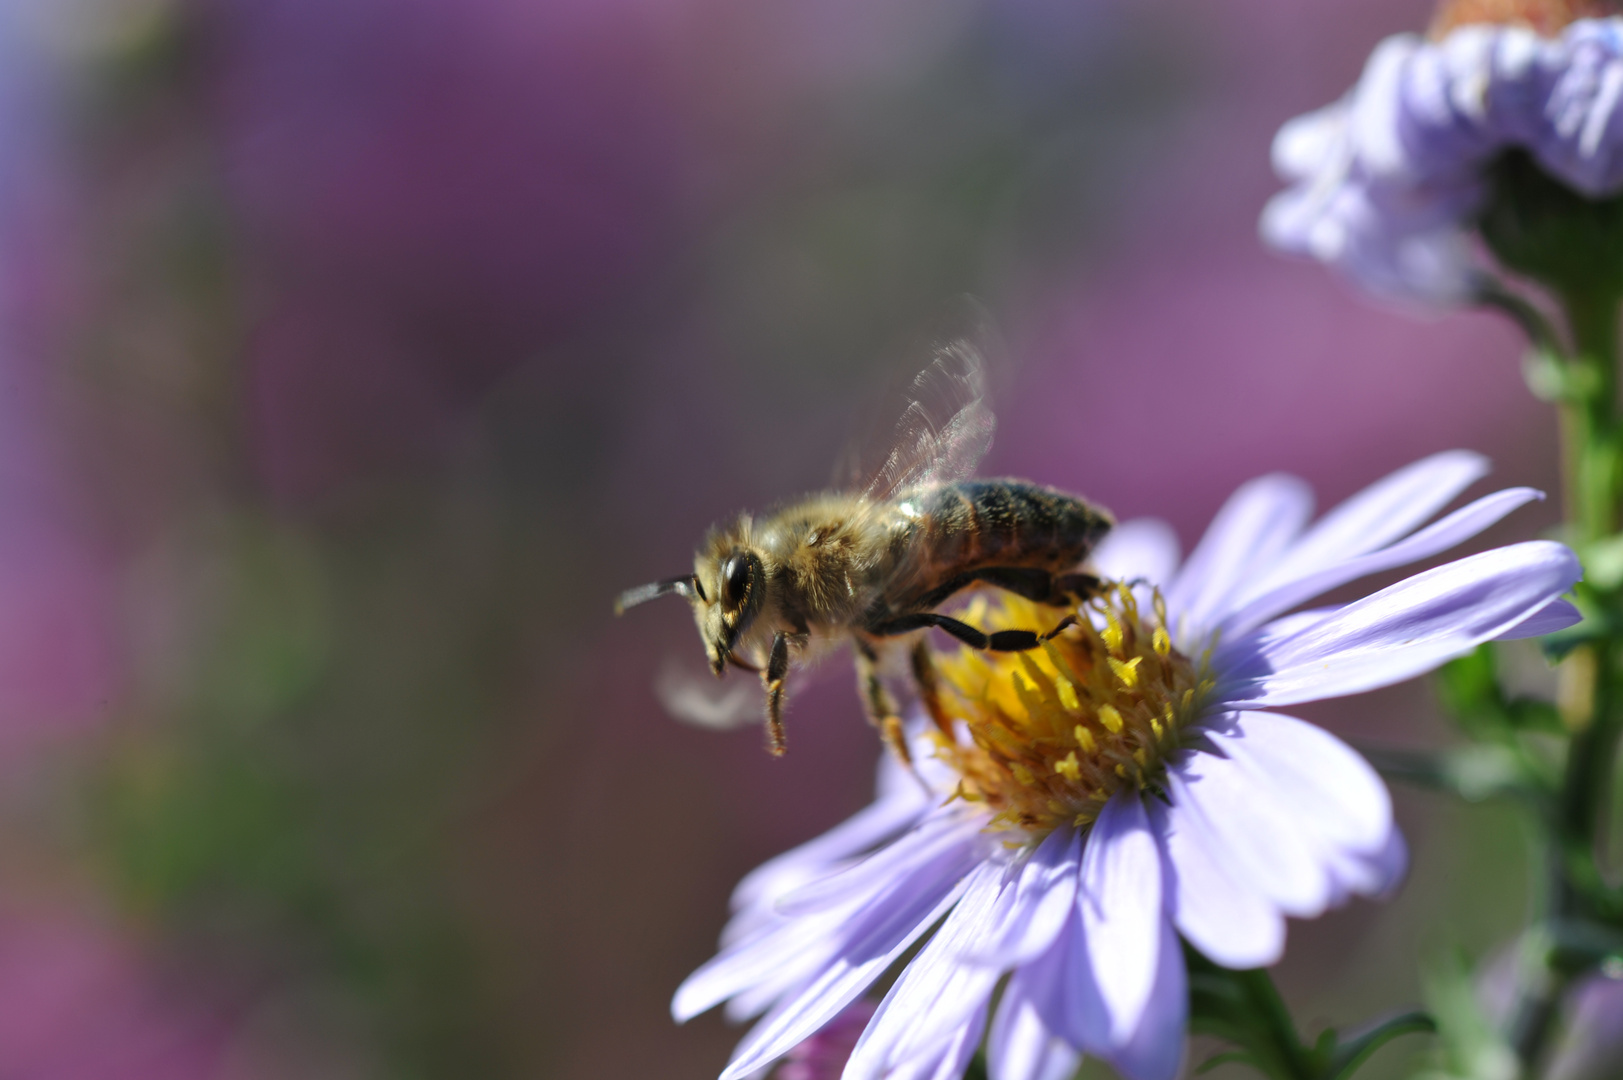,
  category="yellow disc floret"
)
[930,583,1212,835]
